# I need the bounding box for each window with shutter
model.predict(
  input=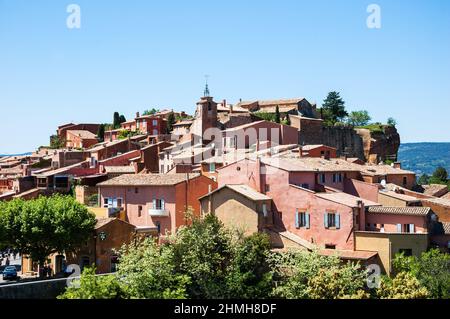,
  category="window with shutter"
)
[295,210,300,229]
[305,213,310,229]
